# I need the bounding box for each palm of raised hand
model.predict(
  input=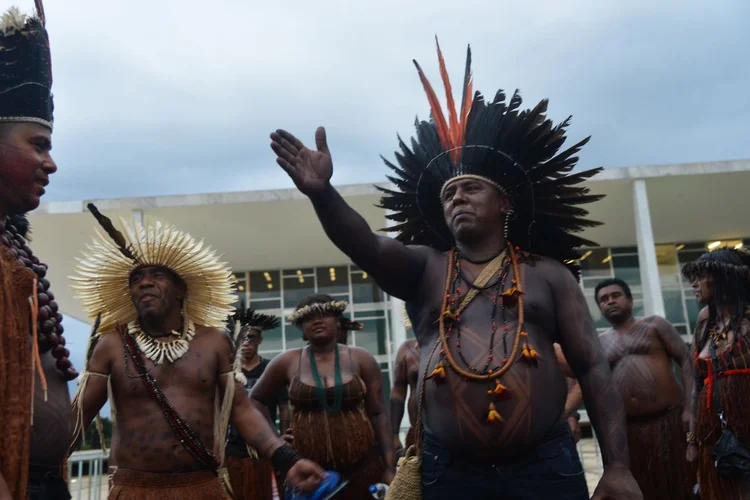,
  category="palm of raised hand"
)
[271,127,332,196]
